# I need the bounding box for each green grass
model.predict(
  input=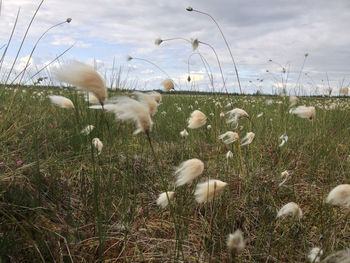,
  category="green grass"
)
[0,86,349,262]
